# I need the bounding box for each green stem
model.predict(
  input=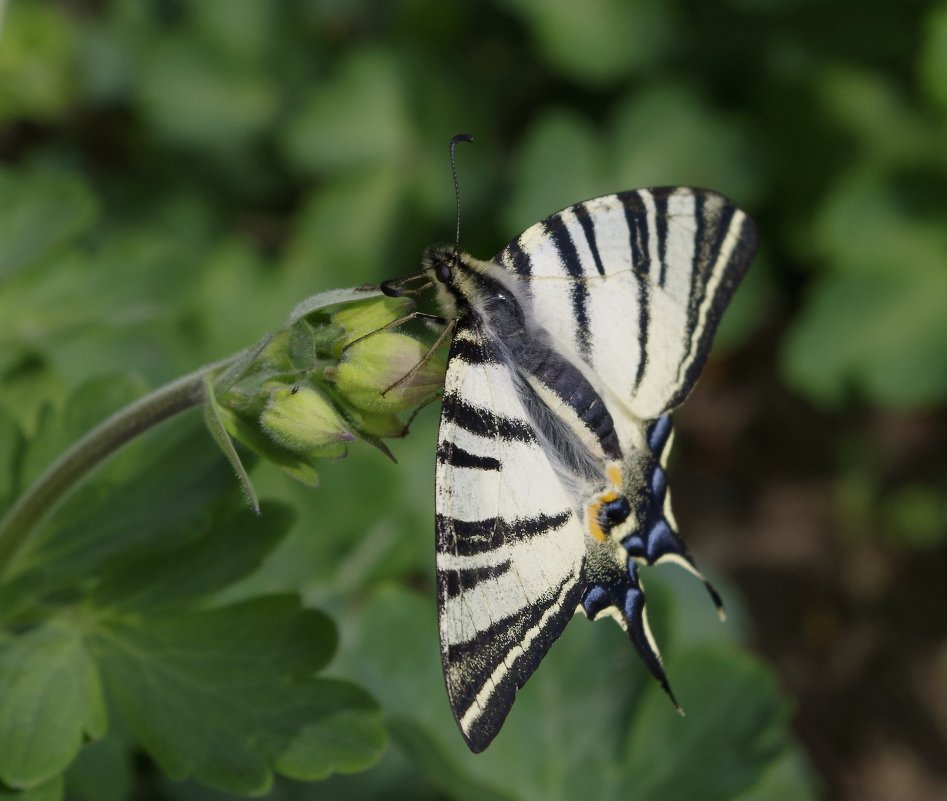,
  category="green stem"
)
[0,357,236,580]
